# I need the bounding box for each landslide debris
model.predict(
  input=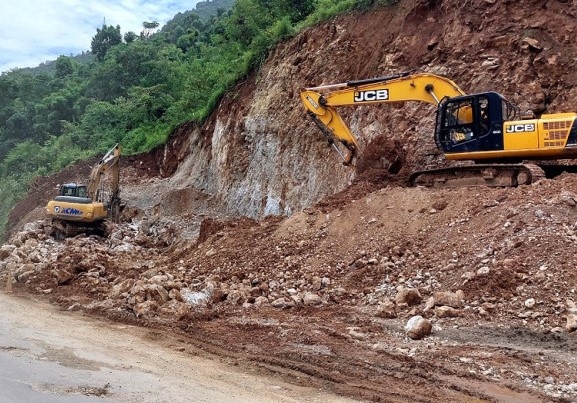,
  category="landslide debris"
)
[4,173,577,401]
